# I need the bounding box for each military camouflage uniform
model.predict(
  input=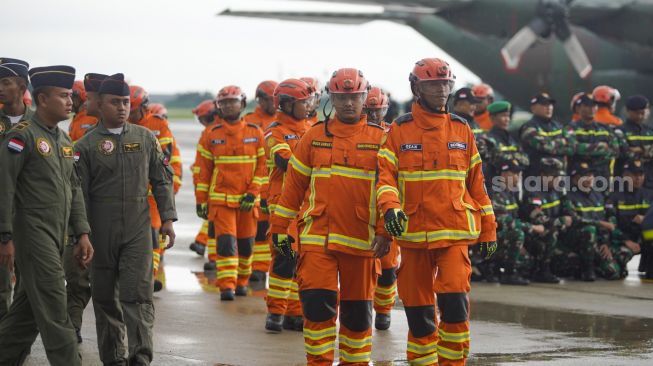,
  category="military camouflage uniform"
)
[519,115,573,179]
[615,119,653,189]
[566,120,620,183]
[480,126,529,182]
